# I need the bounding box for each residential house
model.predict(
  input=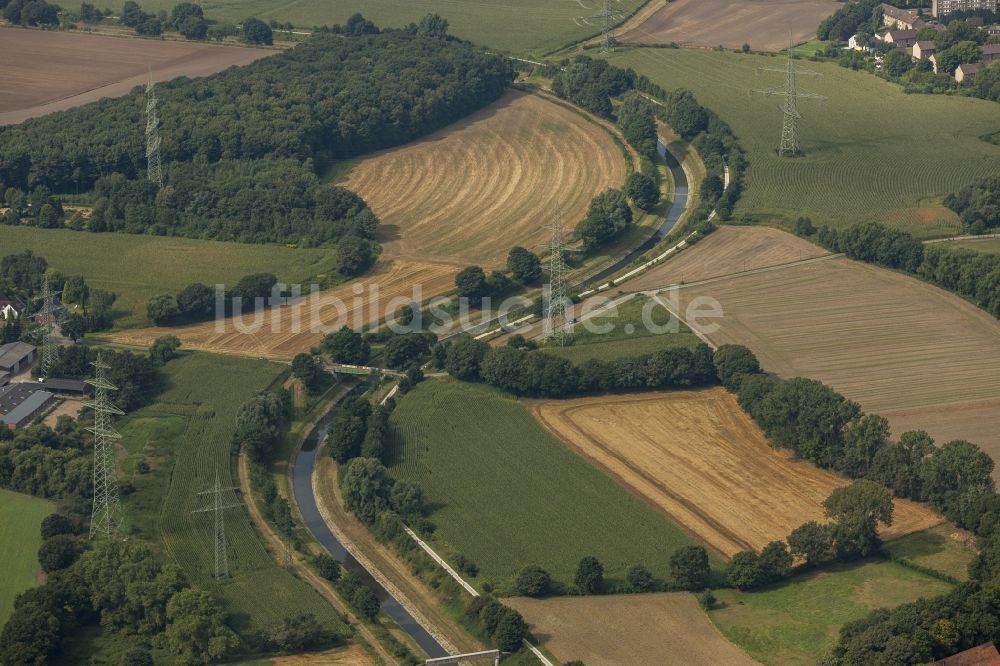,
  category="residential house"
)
[884,28,919,48]
[967,16,986,27]
[956,62,982,81]
[849,33,878,52]
[988,24,1000,37]
[913,40,938,59]
[932,0,1000,18]
[934,641,1000,665]
[982,43,1000,65]
[0,295,24,320]
[881,4,926,29]
[0,342,36,375]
